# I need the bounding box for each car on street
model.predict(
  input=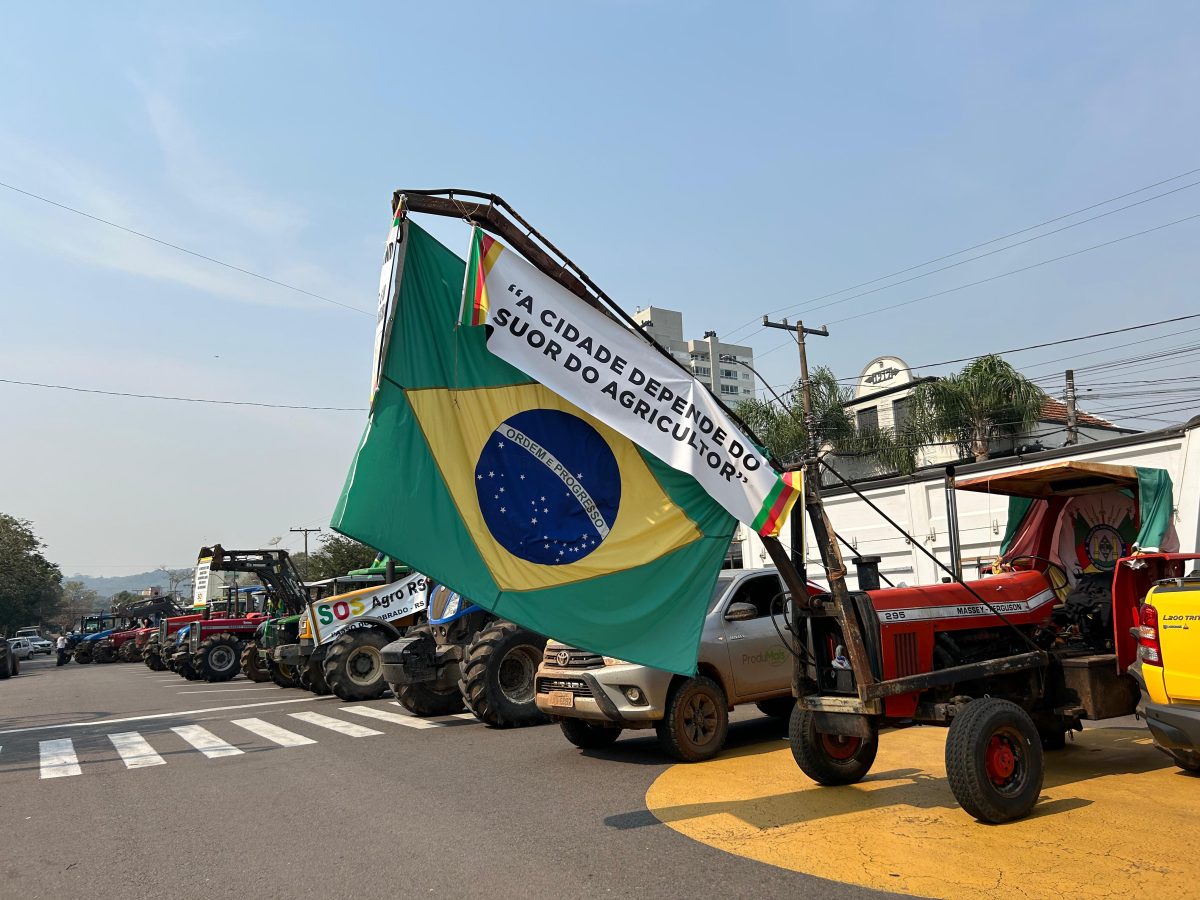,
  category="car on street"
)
[536,568,815,762]
[28,637,53,655]
[7,638,34,661]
